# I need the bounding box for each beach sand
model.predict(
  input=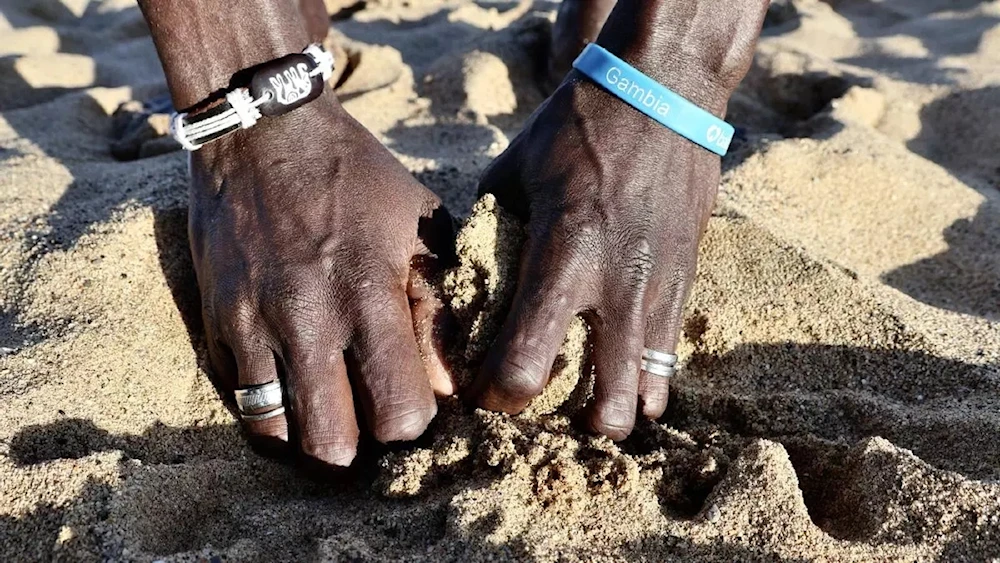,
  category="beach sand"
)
[1,0,999,561]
